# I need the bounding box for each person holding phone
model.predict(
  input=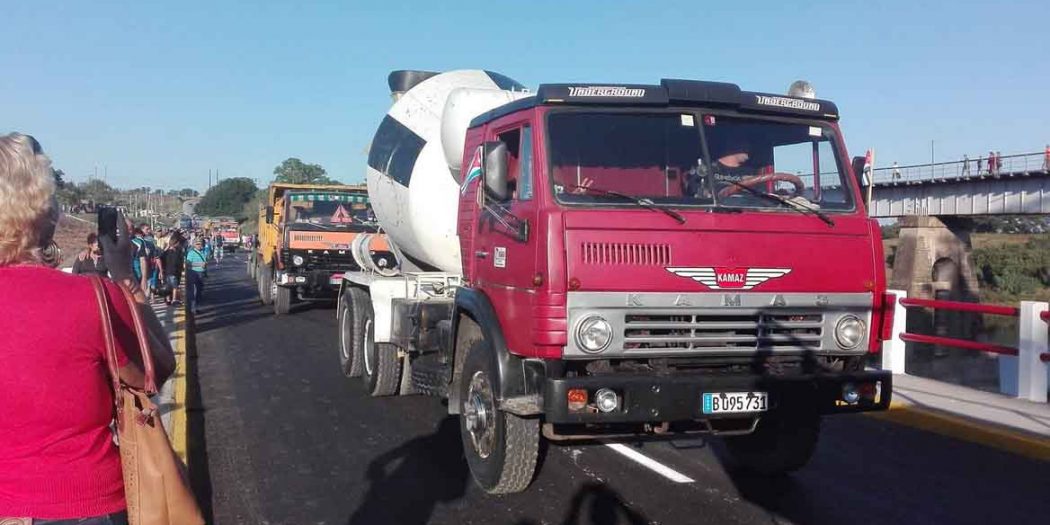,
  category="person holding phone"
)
[0,133,176,523]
